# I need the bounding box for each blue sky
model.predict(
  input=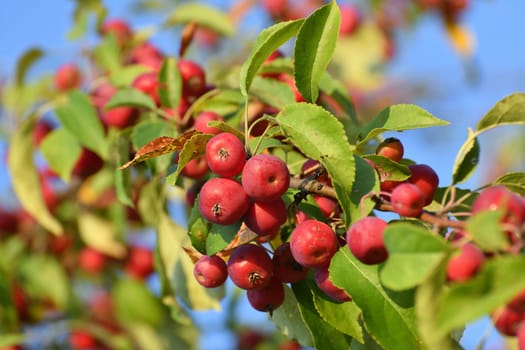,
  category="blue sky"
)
[1,1,524,349]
